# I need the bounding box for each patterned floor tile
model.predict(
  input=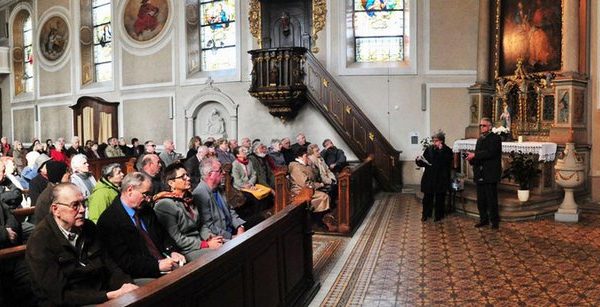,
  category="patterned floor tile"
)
[316,194,600,307]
